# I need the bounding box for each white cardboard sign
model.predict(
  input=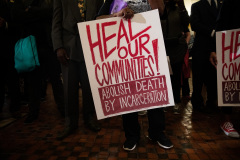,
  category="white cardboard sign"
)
[78,10,174,119]
[216,28,240,106]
